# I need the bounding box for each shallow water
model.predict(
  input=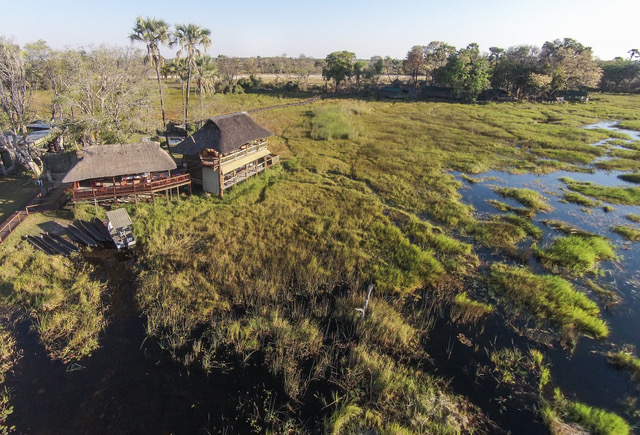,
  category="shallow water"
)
[452,121,640,426]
